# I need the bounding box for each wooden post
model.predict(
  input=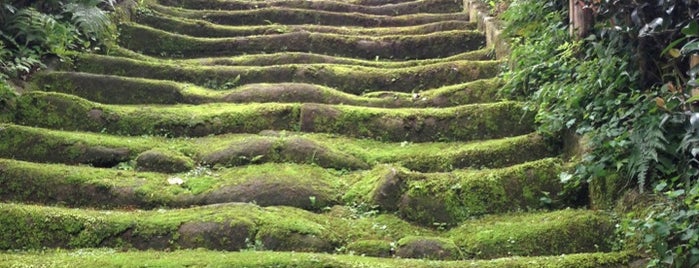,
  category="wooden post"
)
[569,0,594,39]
